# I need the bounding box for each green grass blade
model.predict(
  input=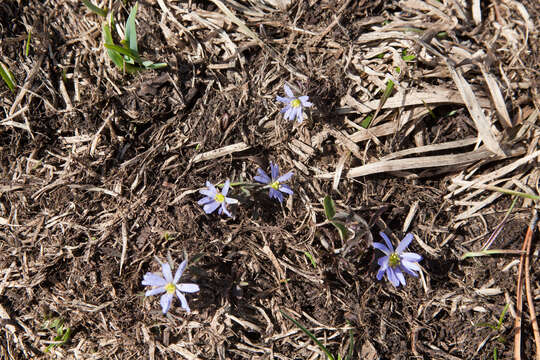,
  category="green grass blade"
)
[102,14,124,69]
[496,304,509,330]
[323,195,336,220]
[82,0,108,17]
[360,114,372,128]
[344,328,355,360]
[125,2,138,53]
[146,62,167,69]
[280,311,335,360]
[0,62,16,92]
[25,30,31,56]
[380,79,394,108]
